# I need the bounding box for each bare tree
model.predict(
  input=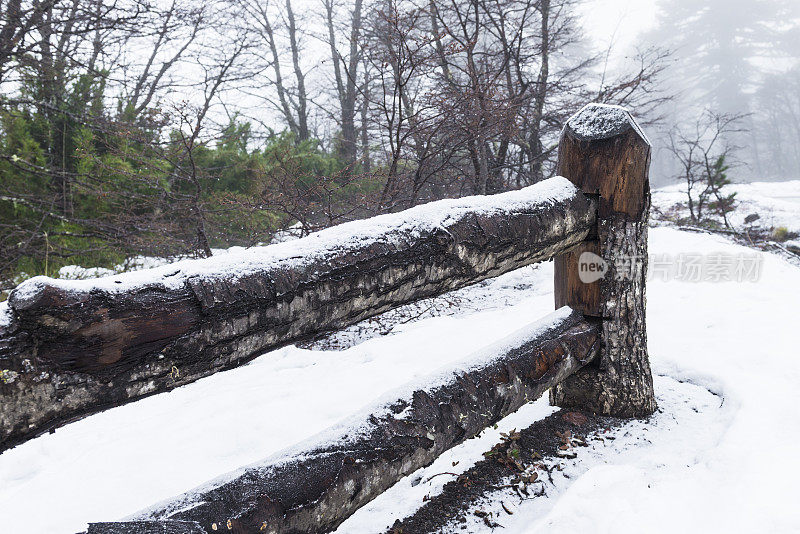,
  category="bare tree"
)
[123,1,205,117]
[752,67,800,180]
[424,0,588,191]
[233,0,311,141]
[323,0,364,165]
[354,0,671,204]
[667,110,745,225]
